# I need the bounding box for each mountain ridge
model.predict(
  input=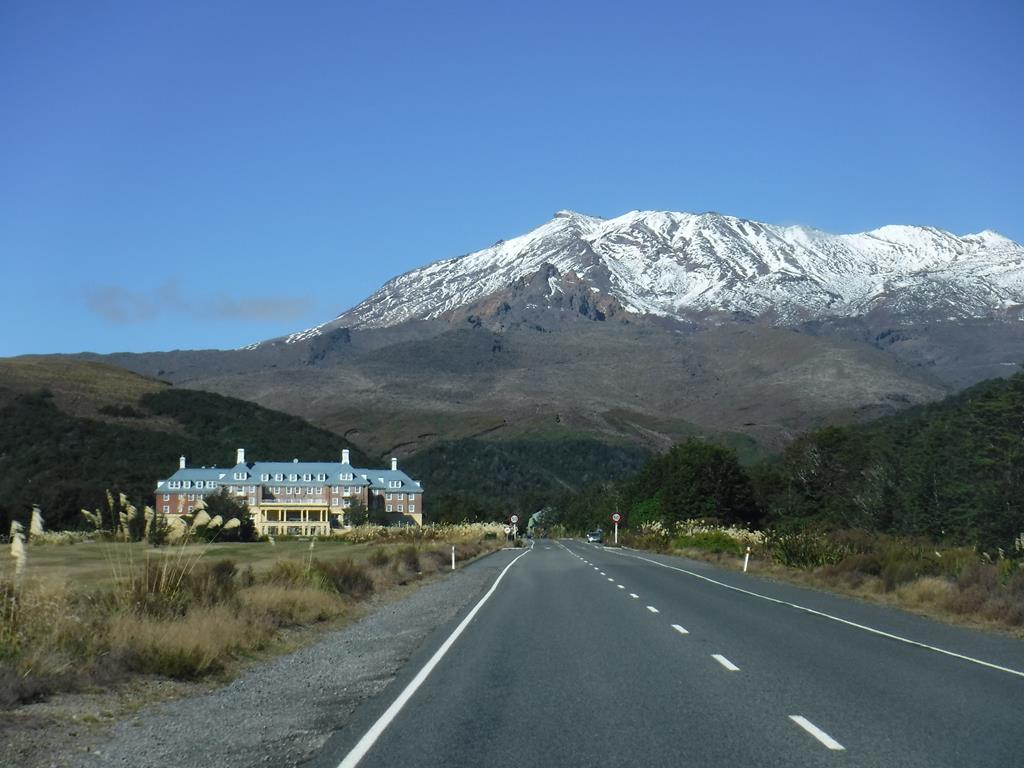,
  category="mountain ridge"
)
[273,209,1024,344]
